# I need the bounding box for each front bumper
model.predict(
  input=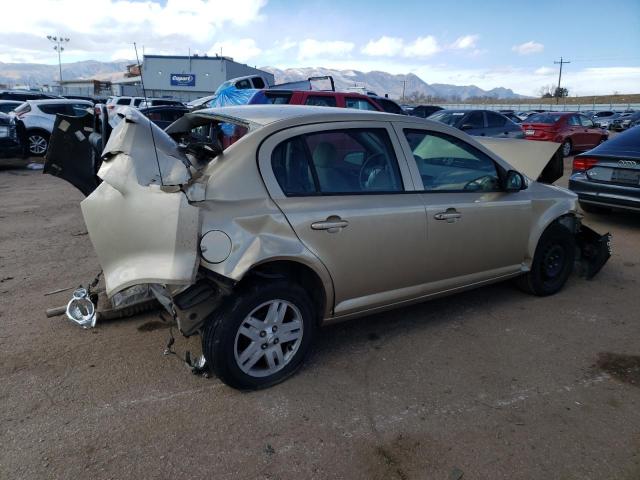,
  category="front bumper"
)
[569,174,640,211]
